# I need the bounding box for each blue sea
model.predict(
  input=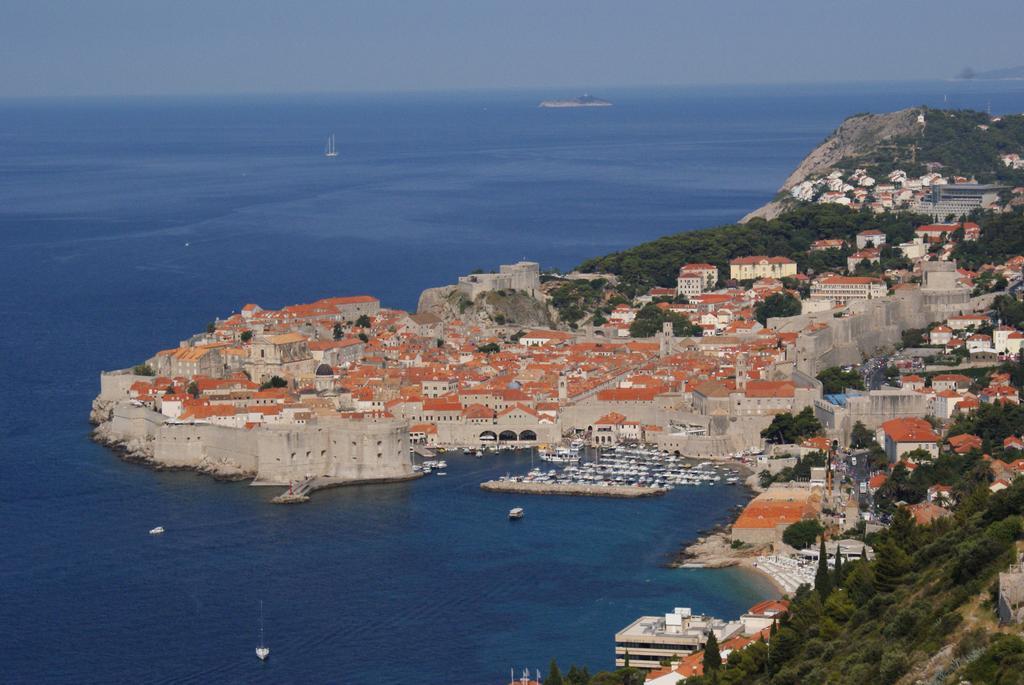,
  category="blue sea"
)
[2,80,1023,684]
